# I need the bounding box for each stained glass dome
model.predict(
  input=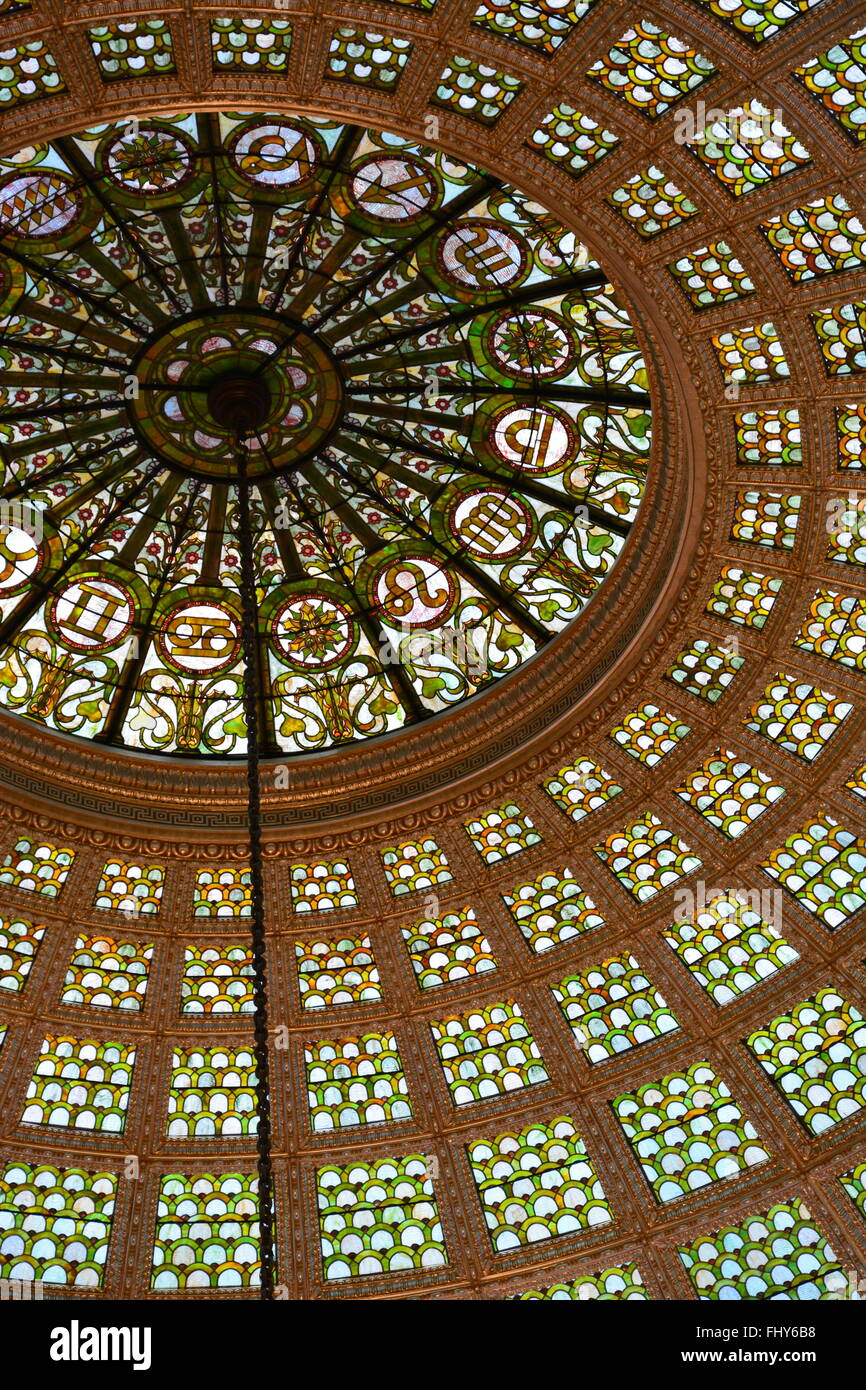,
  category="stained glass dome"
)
[0,113,649,756]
